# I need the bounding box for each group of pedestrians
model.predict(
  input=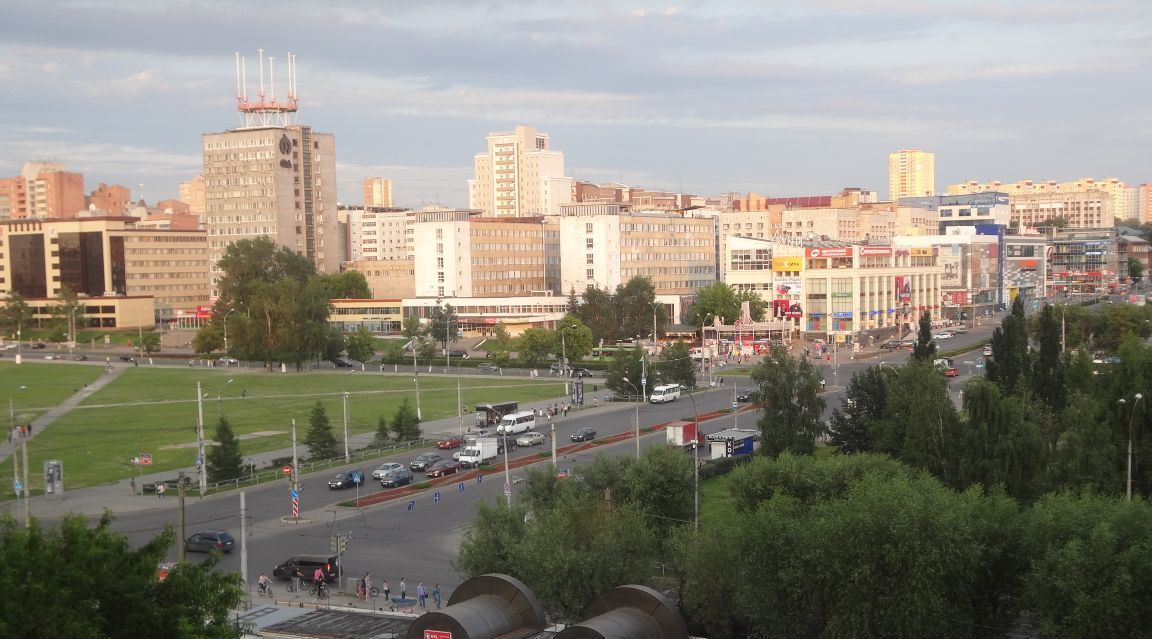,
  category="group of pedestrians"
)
[7,423,32,443]
[356,573,442,609]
